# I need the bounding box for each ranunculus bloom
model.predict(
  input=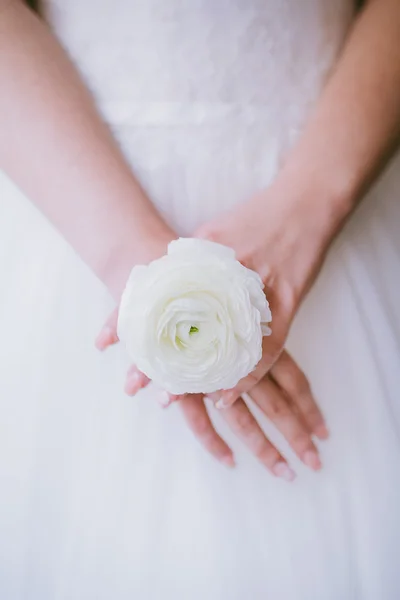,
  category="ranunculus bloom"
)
[117,238,271,394]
